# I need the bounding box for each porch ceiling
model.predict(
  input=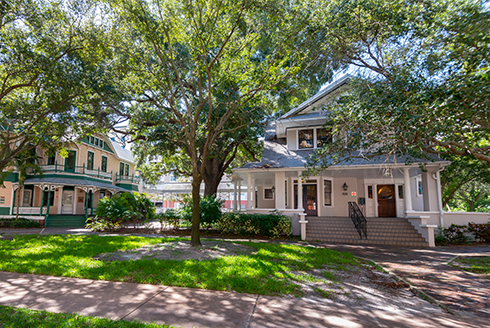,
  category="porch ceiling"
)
[235,166,423,186]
